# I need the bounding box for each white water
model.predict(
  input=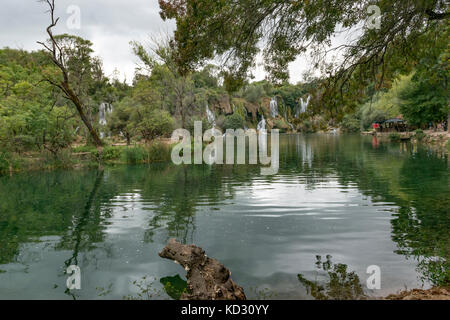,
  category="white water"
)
[296,95,310,118]
[206,104,216,128]
[270,98,279,118]
[257,114,266,131]
[99,102,113,138]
